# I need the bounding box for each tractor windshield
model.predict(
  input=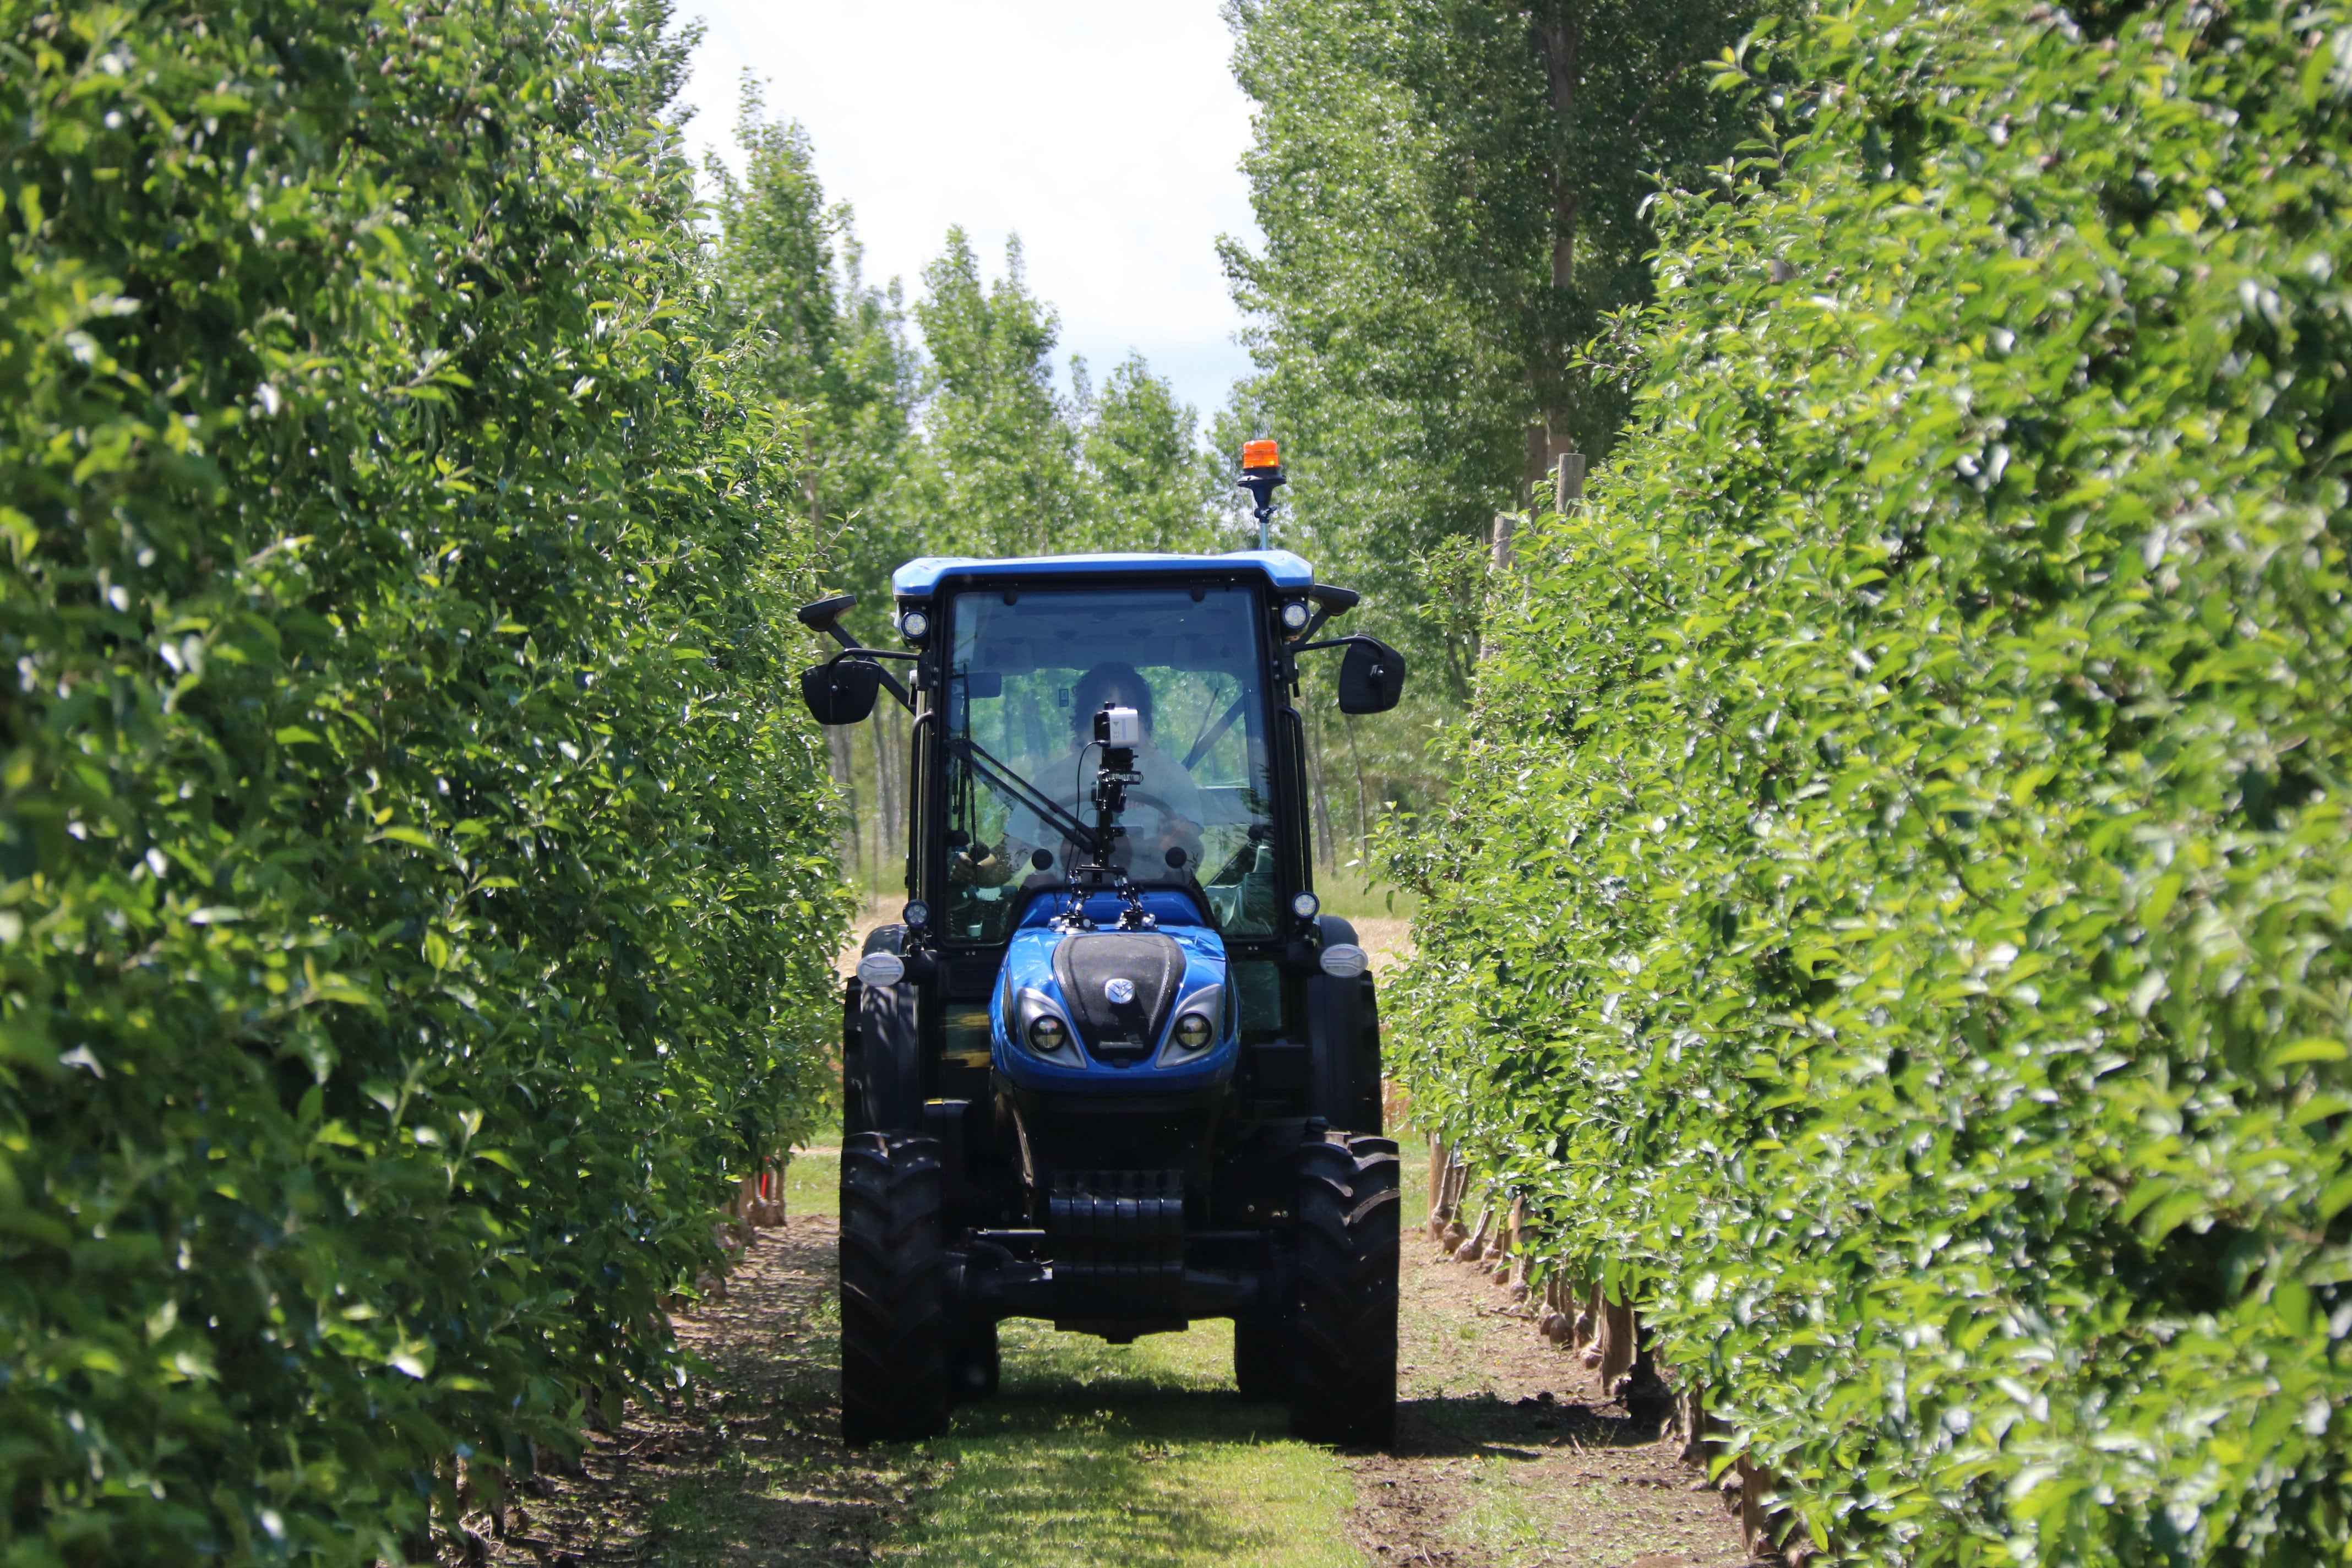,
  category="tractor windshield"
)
[940,584,1279,943]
